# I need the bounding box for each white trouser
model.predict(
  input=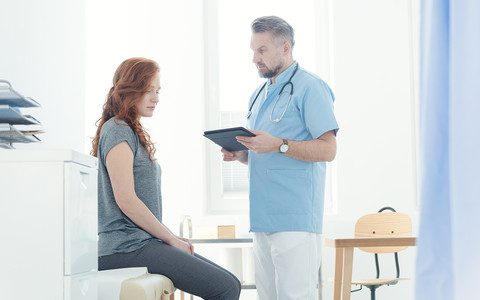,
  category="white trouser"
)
[253,232,322,300]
